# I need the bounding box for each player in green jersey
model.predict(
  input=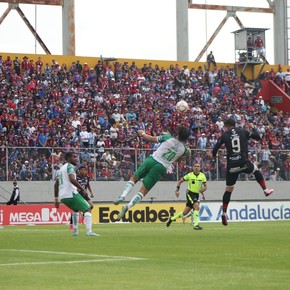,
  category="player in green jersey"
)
[54,152,98,237]
[114,127,190,221]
